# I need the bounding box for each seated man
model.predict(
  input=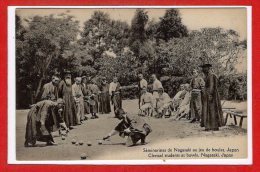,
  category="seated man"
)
[171,84,186,111]
[155,87,172,118]
[139,87,154,116]
[174,84,192,120]
[103,108,152,147]
[24,99,68,147]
